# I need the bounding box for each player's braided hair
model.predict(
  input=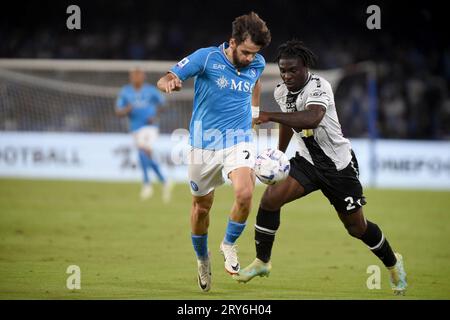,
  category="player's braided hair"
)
[232,12,271,48]
[276,40,317,68]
